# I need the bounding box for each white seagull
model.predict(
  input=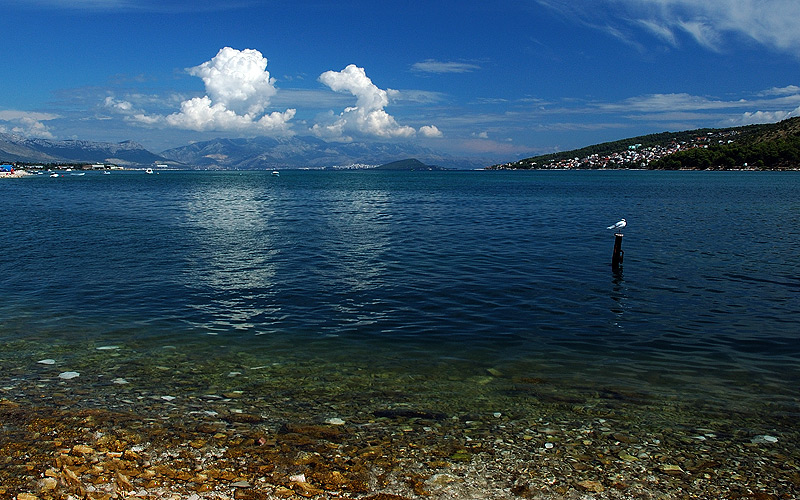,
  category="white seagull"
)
[607,218,627,233]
